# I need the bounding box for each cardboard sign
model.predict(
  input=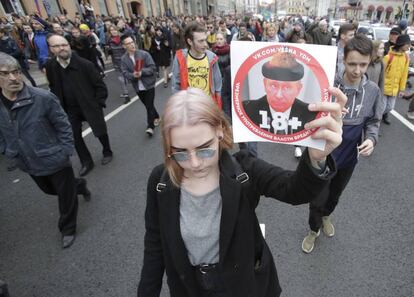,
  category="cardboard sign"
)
[231,41,337,150]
